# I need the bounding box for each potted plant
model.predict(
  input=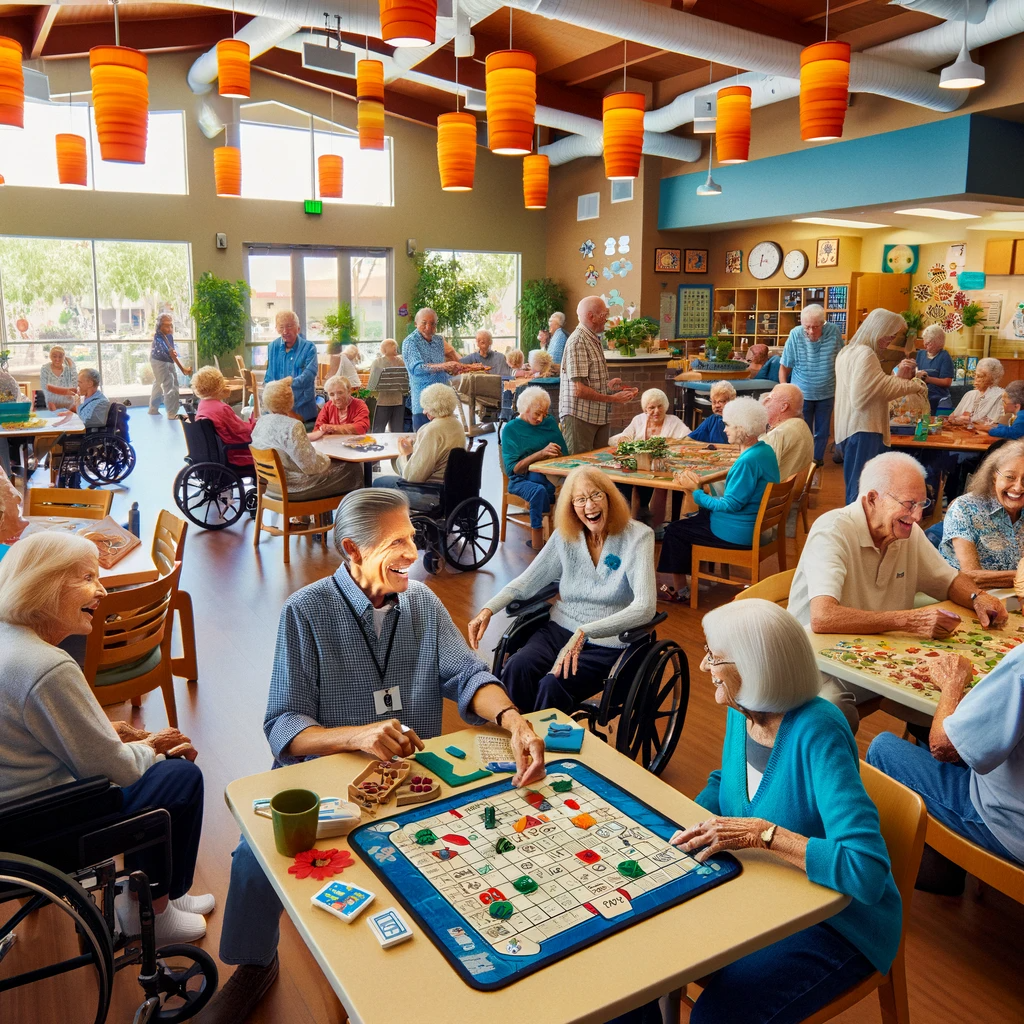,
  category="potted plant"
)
[517,277,567,356]
[616,436,670,472]
[190,271,252,364]
[324,302,357,355]
[961,302,985,328]
[606,316,661,357]
[901,309,924,343]
[408,251,488,352]
[0,348,9,372]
